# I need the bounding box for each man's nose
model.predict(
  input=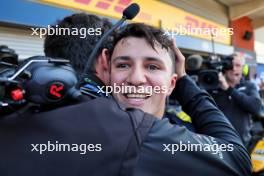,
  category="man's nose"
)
[126,66,147,86]
[233,66,242,72]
